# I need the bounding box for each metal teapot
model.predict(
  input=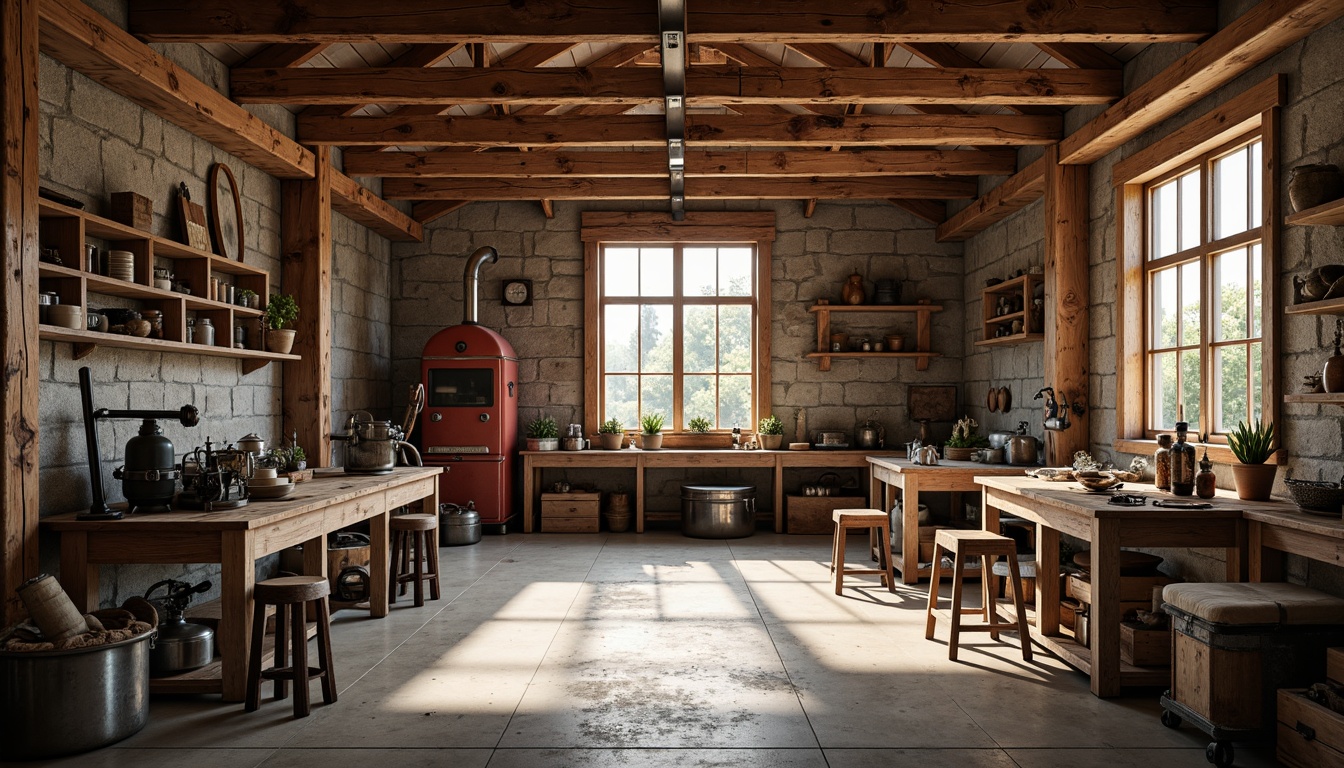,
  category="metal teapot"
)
[855,413,885,450]
[912,445,940,465]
